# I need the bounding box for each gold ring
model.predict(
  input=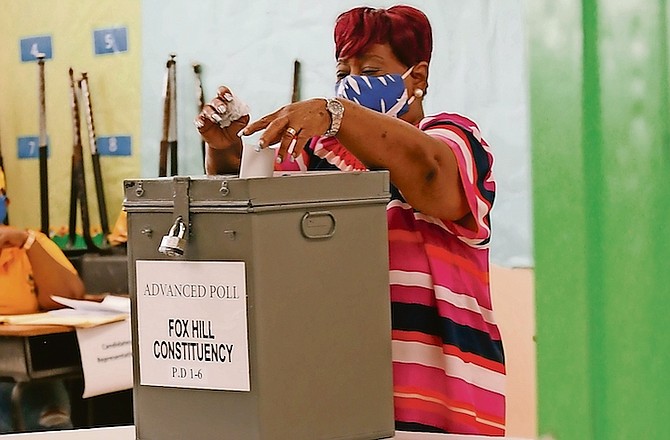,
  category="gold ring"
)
[285,127,298,137]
